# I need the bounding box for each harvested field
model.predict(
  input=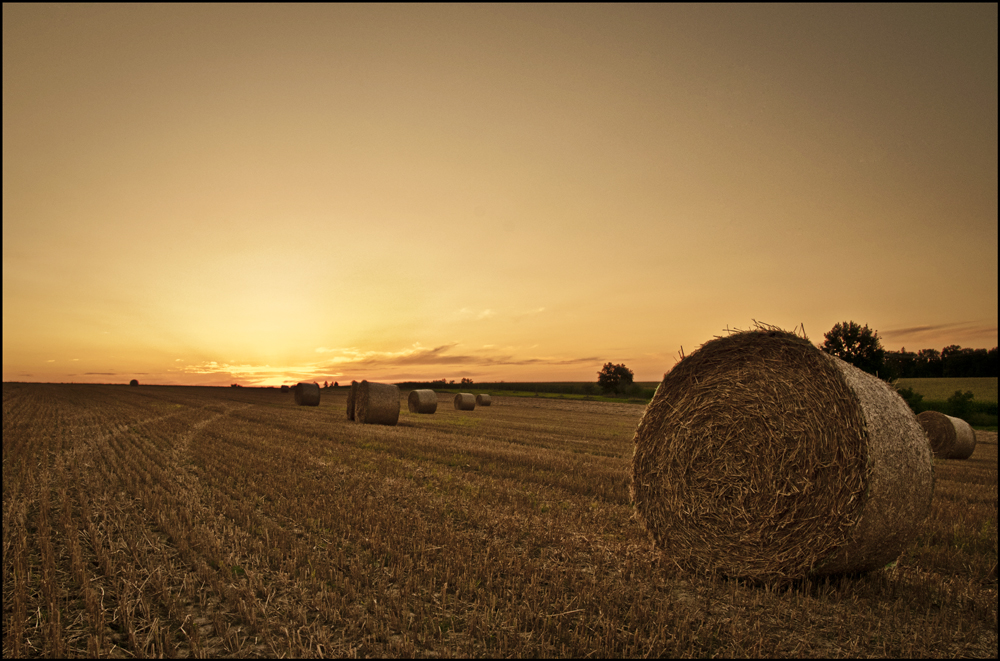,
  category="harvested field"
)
[2,383,997,658]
